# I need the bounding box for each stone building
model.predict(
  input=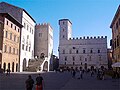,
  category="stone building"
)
[0,2,36,72]
[35,23,53,71]
[107,49,112,69]
[110,5,120,64]
[0,13,22,72]
[58,19,108,70]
